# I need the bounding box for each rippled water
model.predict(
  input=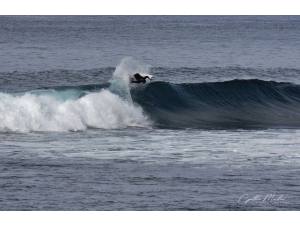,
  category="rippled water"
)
[0,128,299,210]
